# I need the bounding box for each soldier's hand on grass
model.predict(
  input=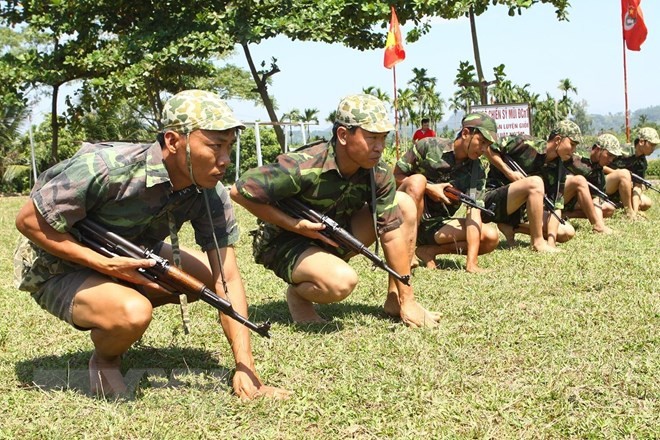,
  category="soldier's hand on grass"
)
[233,362,292,401]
